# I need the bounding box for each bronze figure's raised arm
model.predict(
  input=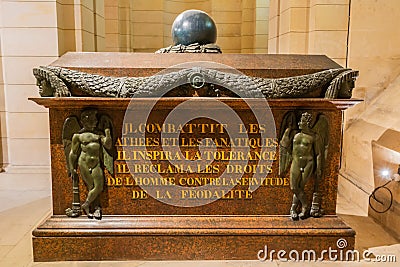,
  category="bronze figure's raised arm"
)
[279,112,329,220]
[62,109,114,220]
